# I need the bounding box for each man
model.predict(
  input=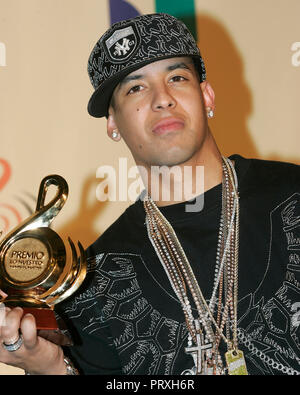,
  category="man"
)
[0,13,299,375]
